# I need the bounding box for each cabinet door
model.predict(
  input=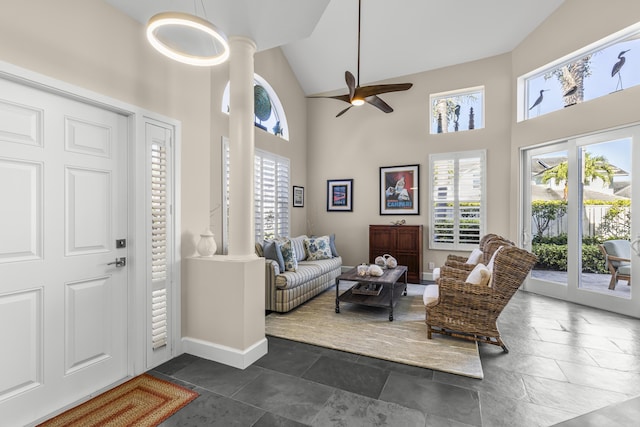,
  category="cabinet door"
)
[397,227,420,251]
